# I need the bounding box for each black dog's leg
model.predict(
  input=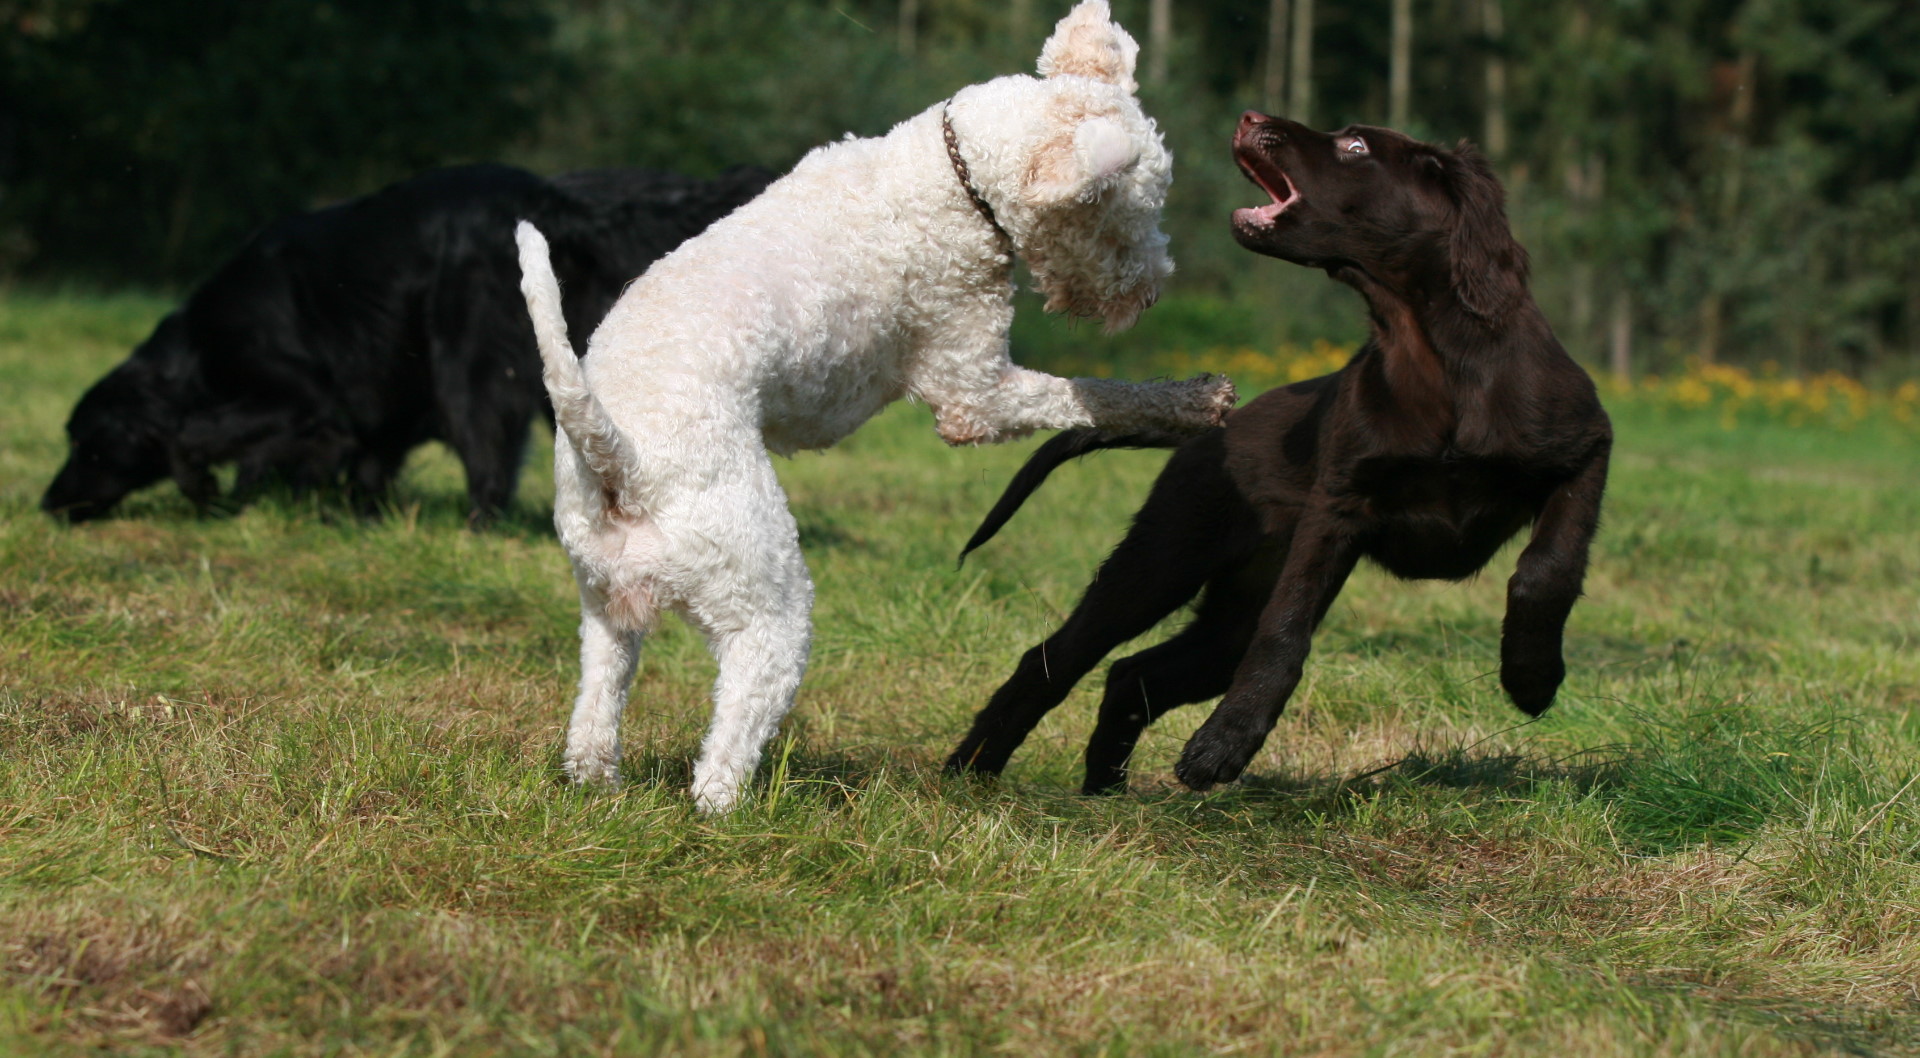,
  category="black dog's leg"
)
[347,447,409,519]
[167,449,219,514]
[426,273,538,529]
[1174,512,1359,791]
[221,423,352,510]
[1500,445,1610,715]
[447,401,531,528]
[1082,584,1264,794]
[283,430,356,500]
